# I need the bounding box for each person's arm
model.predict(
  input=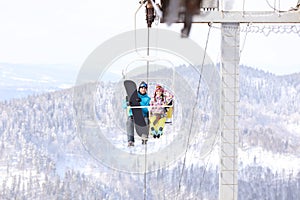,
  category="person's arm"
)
[164,90,173,105]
